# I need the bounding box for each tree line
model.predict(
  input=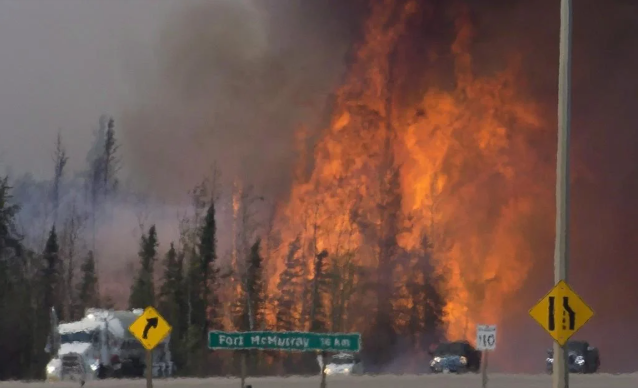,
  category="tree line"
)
[0,115,447,380]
